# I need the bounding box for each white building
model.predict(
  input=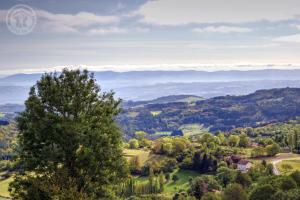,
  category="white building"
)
[237,160,252,172]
